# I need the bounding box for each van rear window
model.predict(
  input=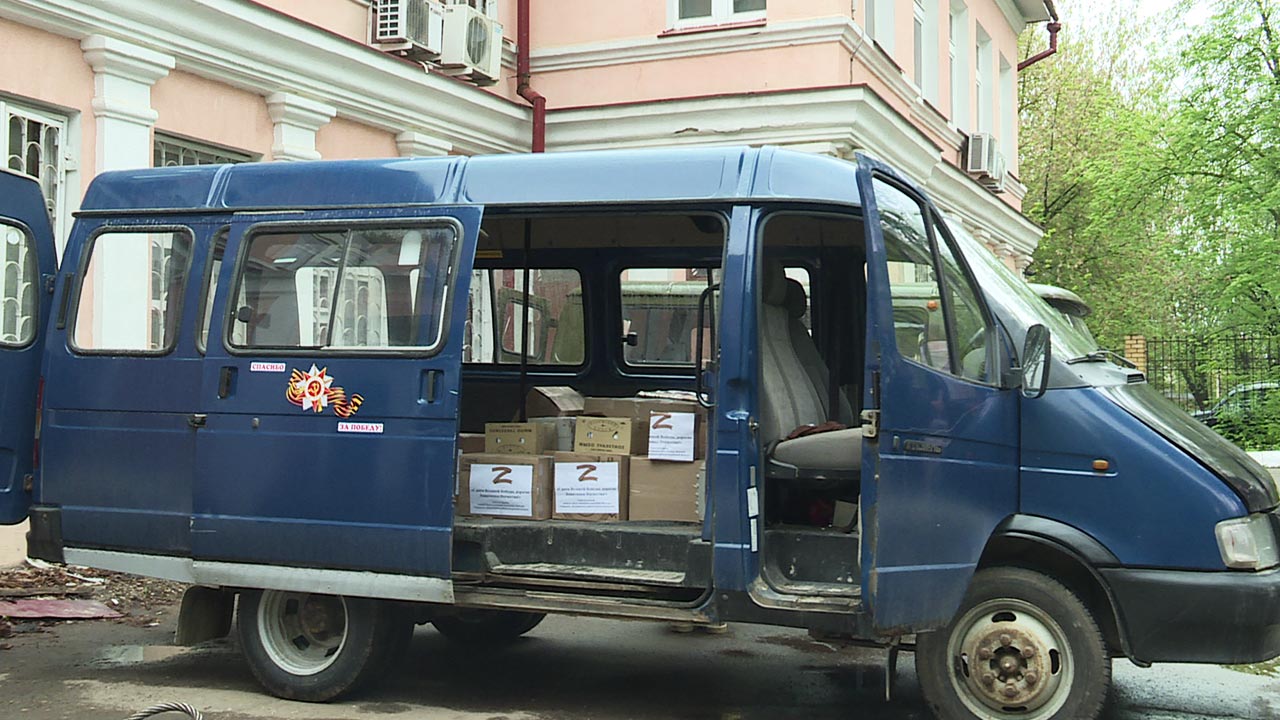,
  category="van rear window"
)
[228,224,456,353]
[71,229,194,354]
[0,222,37,348]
